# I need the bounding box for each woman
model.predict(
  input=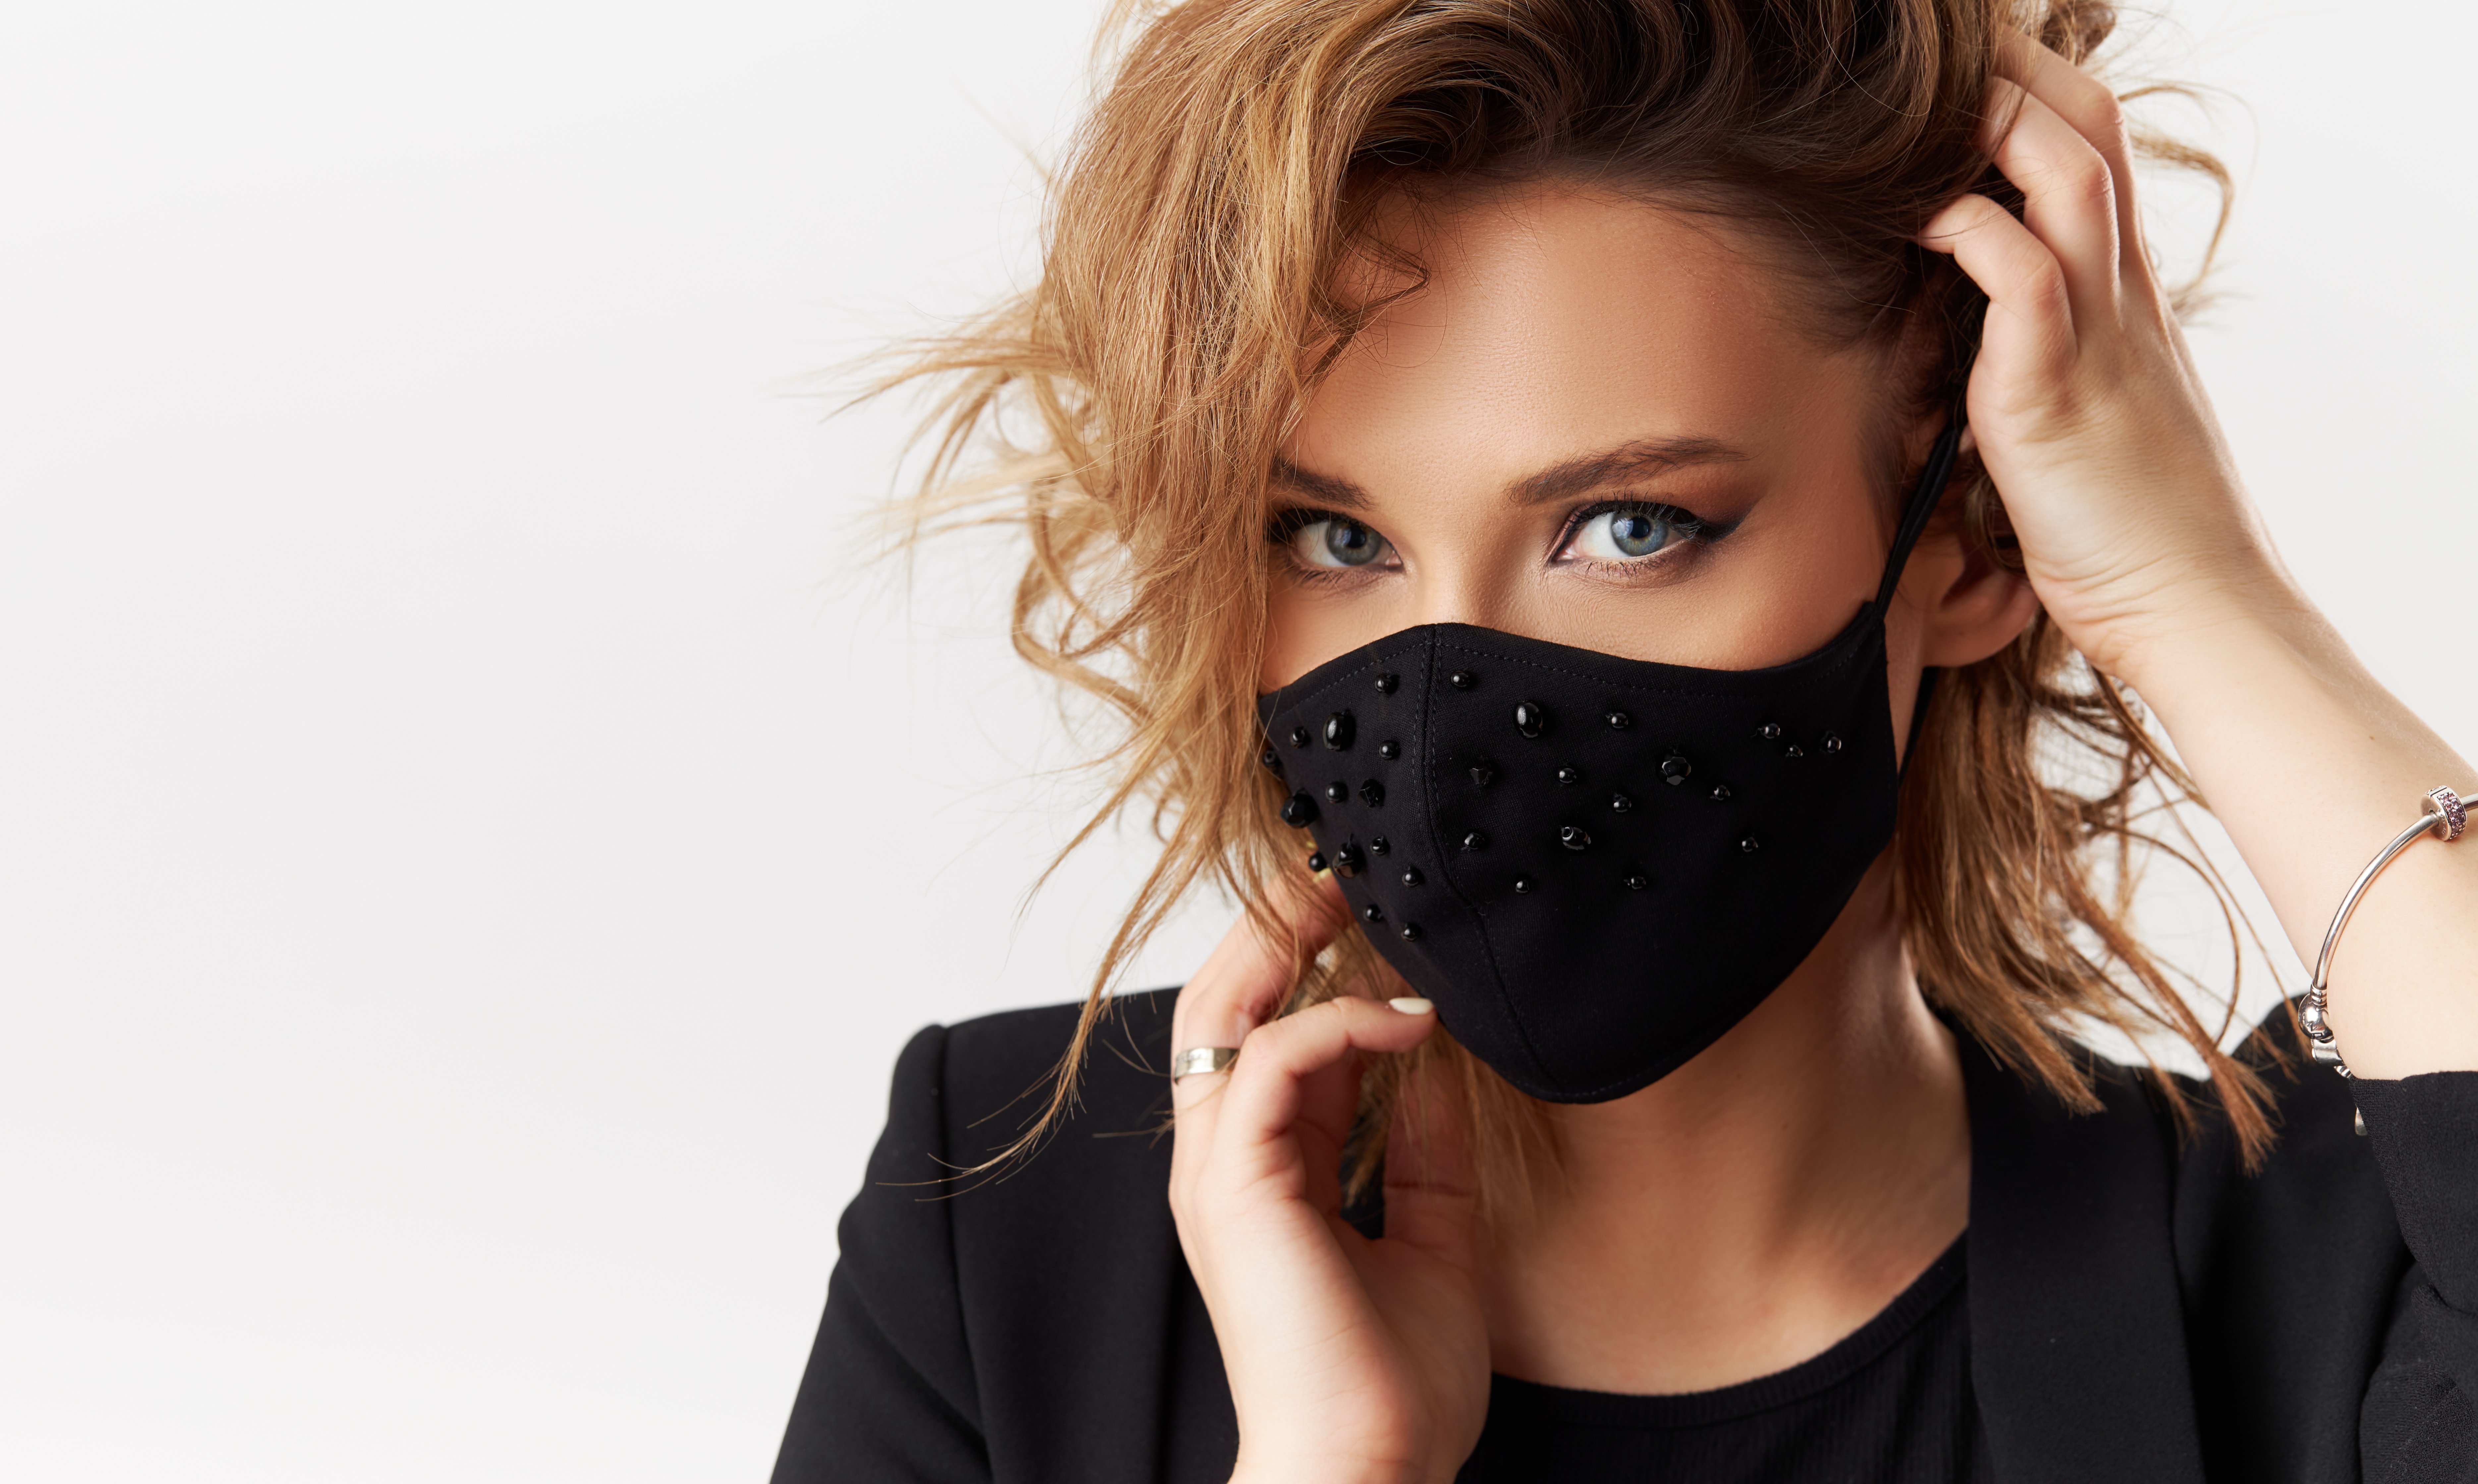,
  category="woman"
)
[777,1,2478,1479]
